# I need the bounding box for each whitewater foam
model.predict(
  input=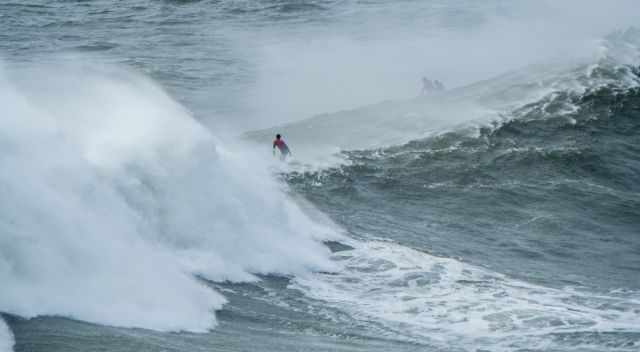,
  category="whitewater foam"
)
[0,59,339,334]
[291,241,640,351]
[0,318,13,352]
